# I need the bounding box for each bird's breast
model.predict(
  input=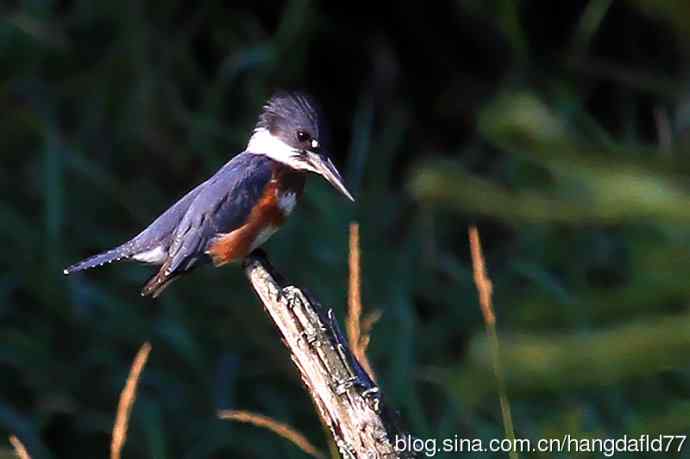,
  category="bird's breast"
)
[206,167,305,266]
[277,190,298,216]
[271,165,305,217]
